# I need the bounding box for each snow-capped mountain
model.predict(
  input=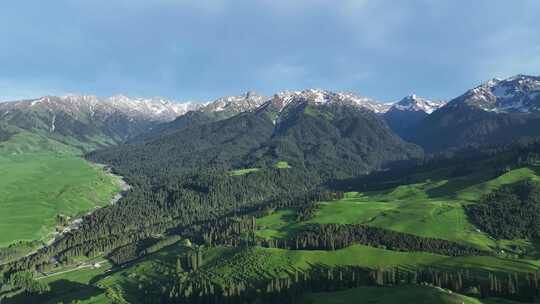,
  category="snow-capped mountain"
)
[266,89,391,113]
[105,95,201,121]
[199,89,391,117]
[103,88,423,180]
[0,95,201,149]
[390,94,446,114]
[201,91,267,114]
[0,95,200,122]
[410,74,540,151]
[448,74,540,113]
[383,94,445,138]
[132,89,394,144]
